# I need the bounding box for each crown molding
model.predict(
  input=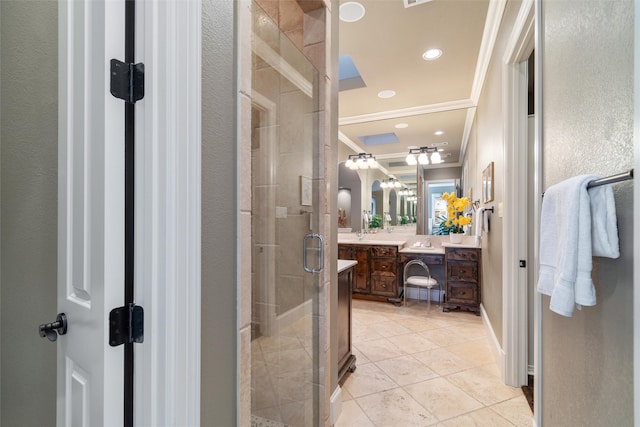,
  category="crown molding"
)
[339,99,475,126]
